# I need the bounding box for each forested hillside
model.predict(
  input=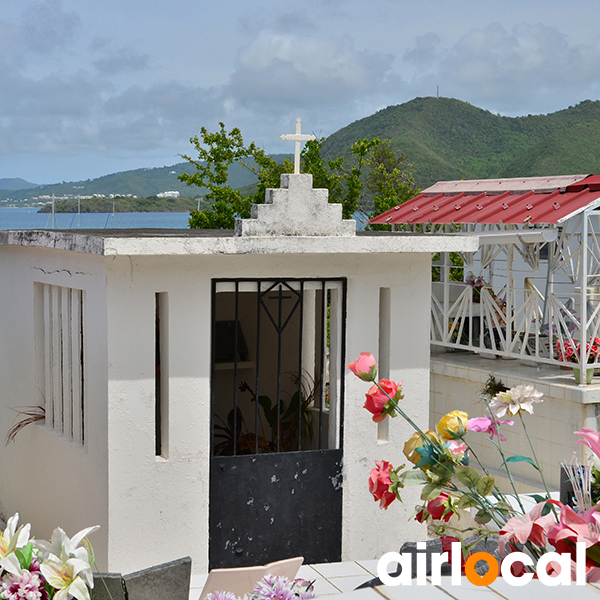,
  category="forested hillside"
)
[5,98,600,204]
[322,97,600,188]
